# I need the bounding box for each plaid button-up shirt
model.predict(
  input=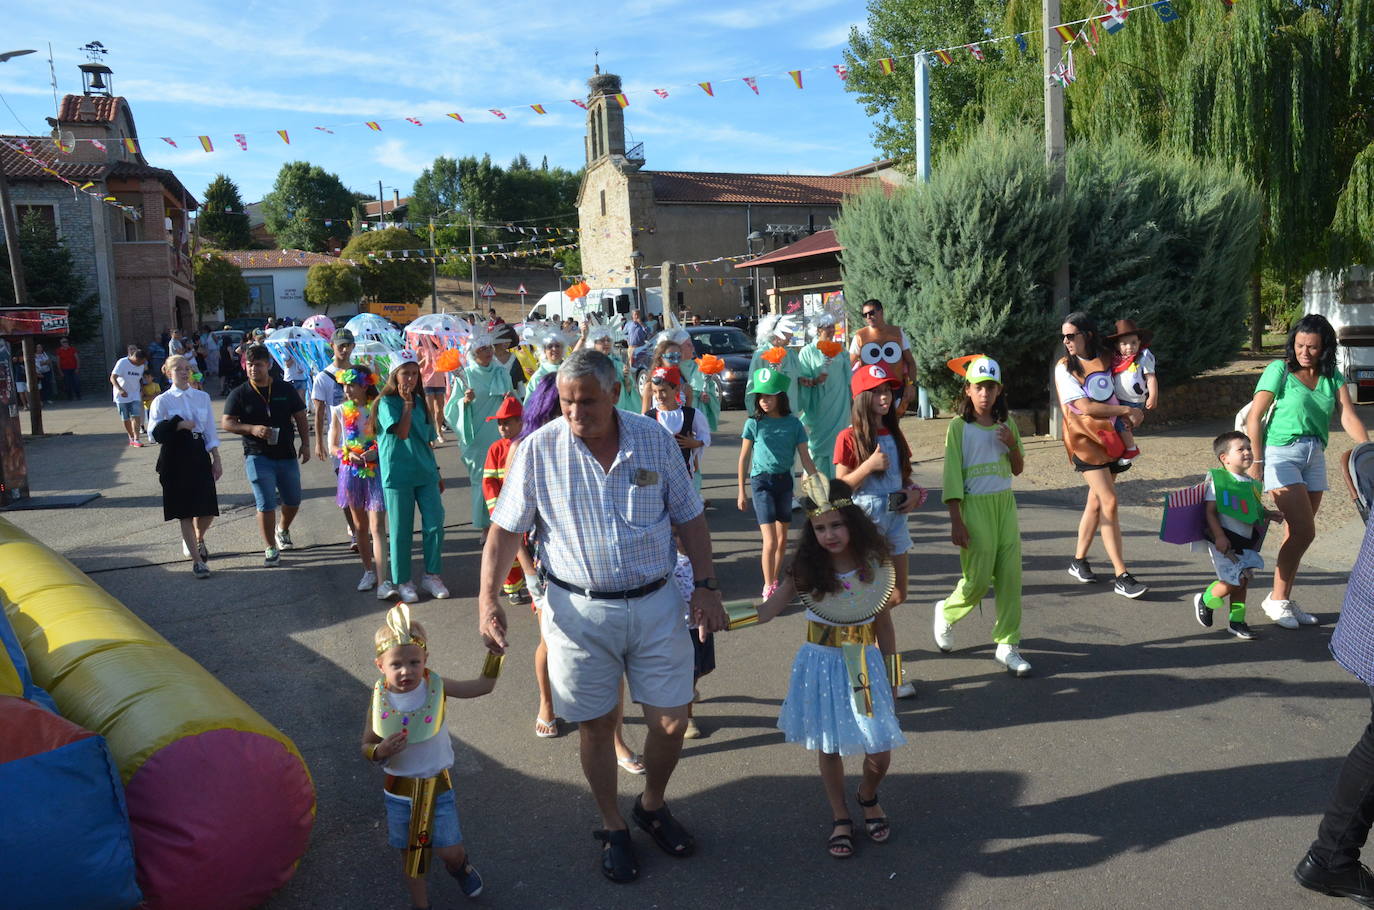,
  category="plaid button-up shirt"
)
[491,410,703,591]
[1332,516,1374,685]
